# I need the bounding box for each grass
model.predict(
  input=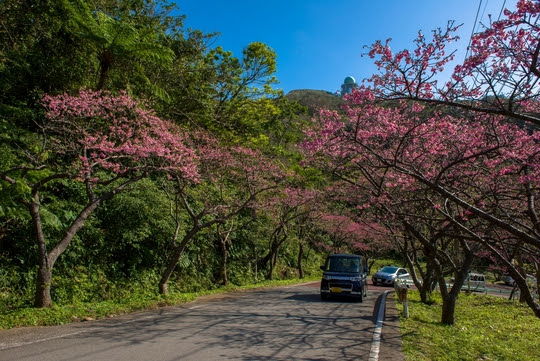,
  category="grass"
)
[0,277,318,330]
[396,291,540,361]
